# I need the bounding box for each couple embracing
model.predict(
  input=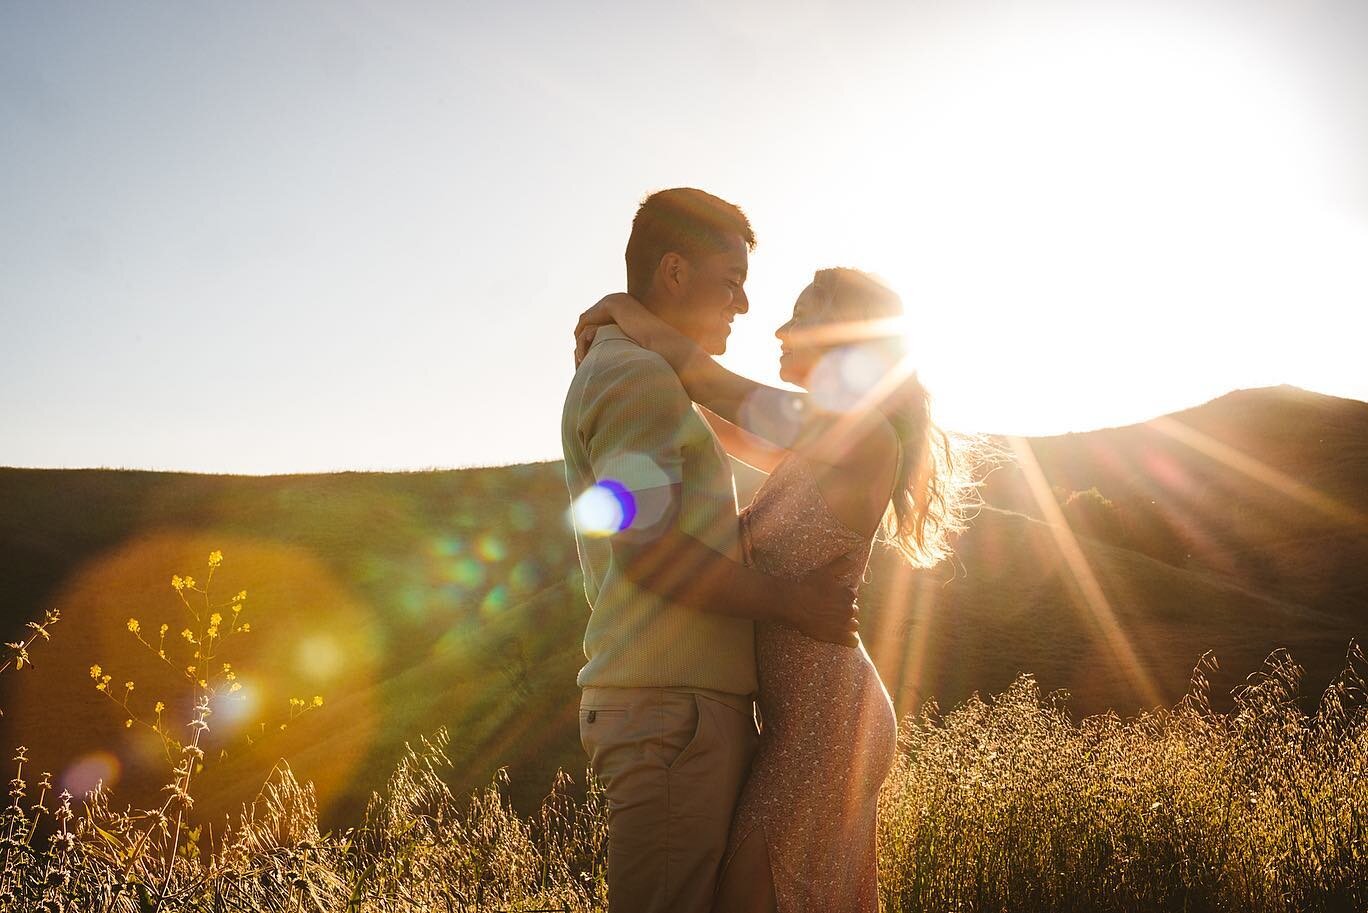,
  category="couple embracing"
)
[561,188,968,912]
